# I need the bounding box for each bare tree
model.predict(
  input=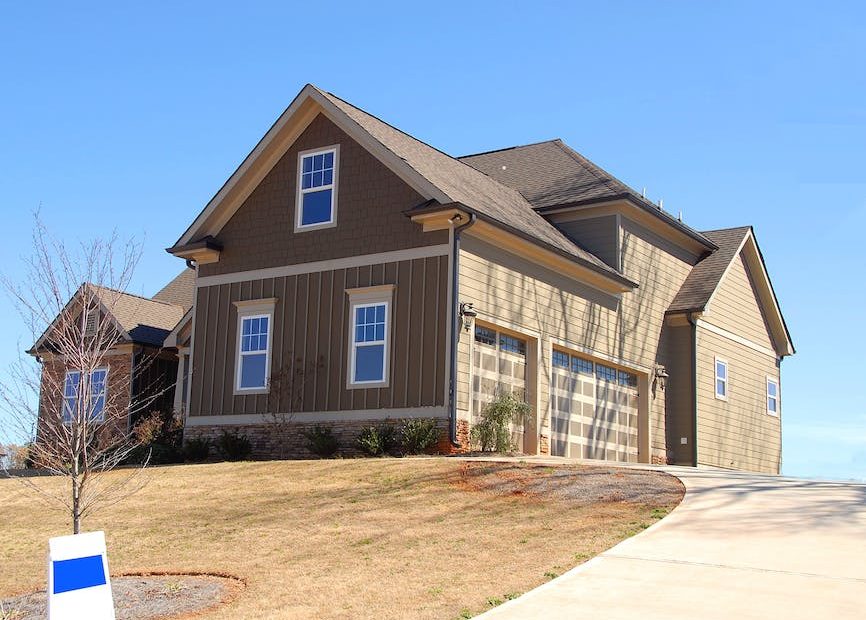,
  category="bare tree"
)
[266,355,325,458]
[0,214,161,534]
